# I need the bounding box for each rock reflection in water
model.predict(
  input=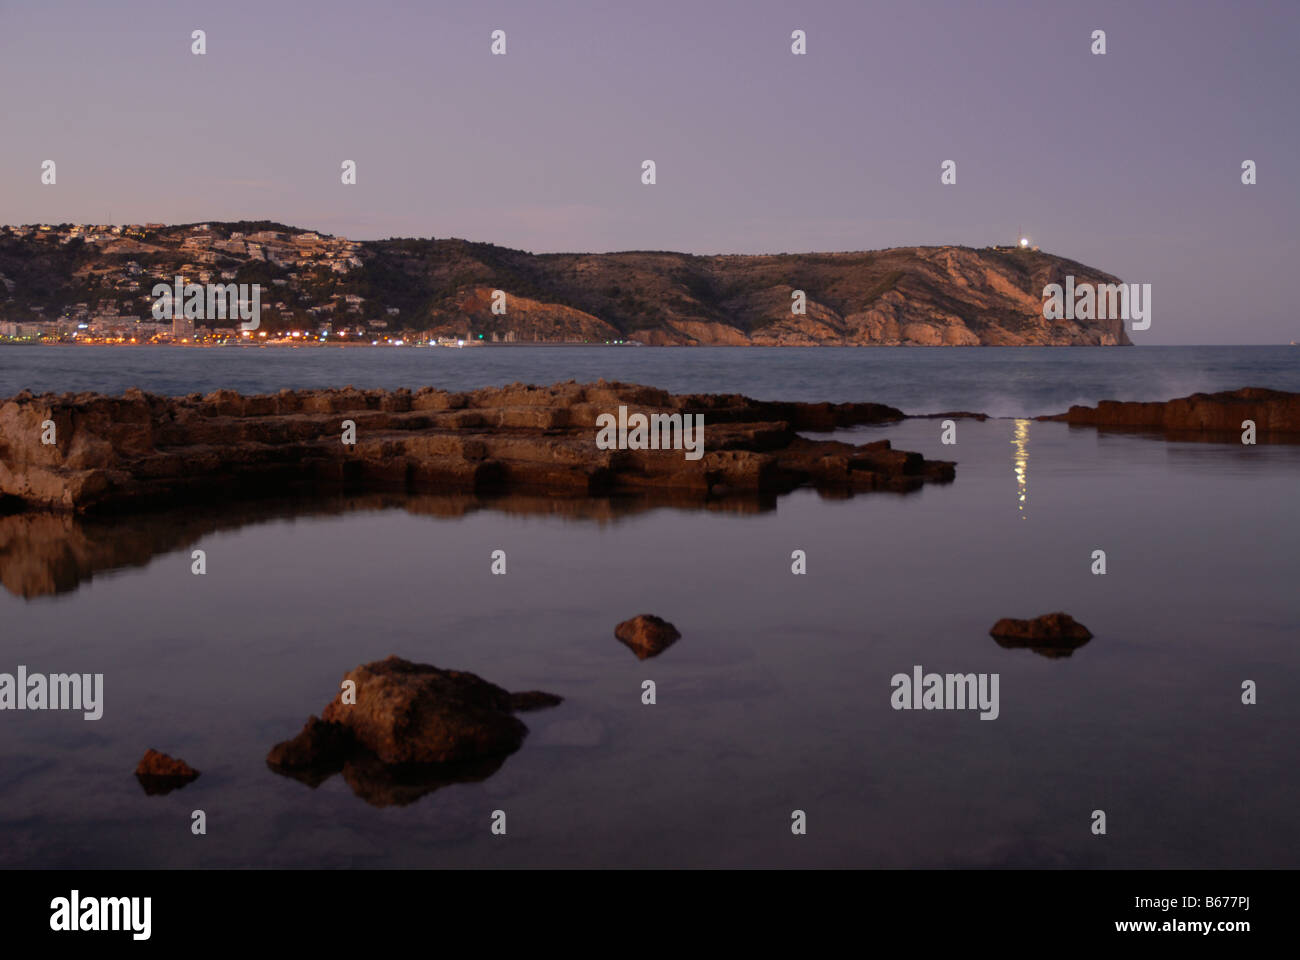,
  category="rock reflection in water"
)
[269,750,511,808]
[0,489,792,599]
[991,635,1091,659]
